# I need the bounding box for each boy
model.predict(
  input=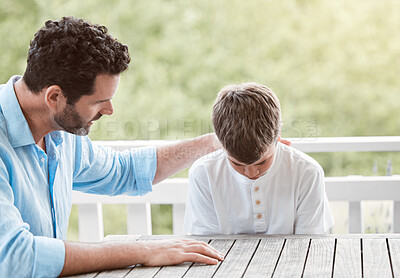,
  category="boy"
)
[184,82,334,235]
